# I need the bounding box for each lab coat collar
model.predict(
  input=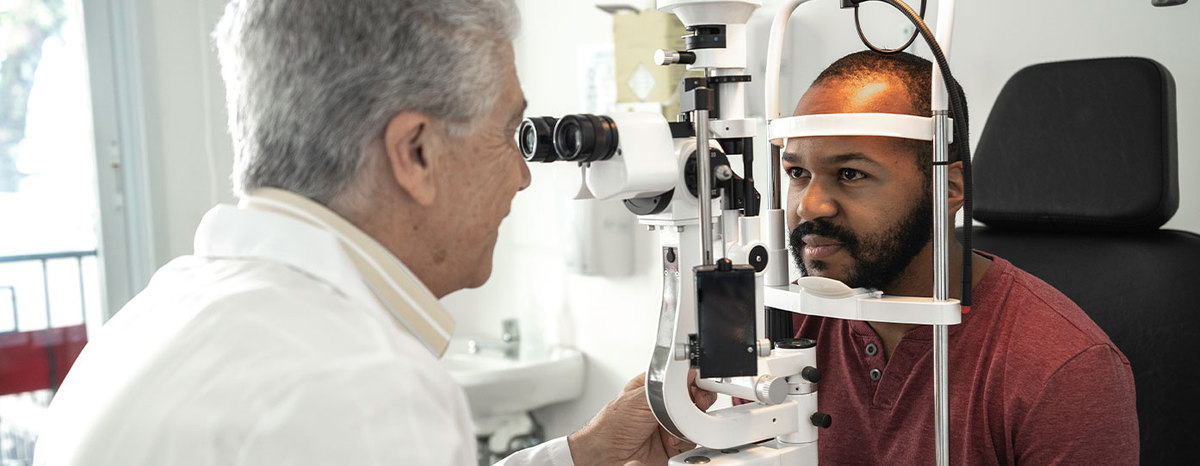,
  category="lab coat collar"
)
[194,188,454,357]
